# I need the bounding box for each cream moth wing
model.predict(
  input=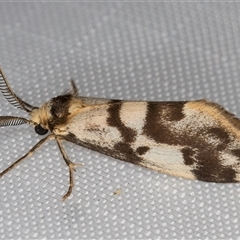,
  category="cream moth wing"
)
[0,67,240,200]
[62,99,240,182]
